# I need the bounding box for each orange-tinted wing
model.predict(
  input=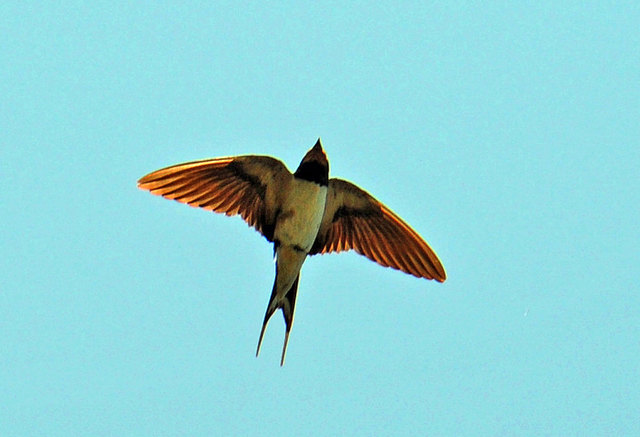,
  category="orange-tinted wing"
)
[137,155,292,242]
[309,178,446,281]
